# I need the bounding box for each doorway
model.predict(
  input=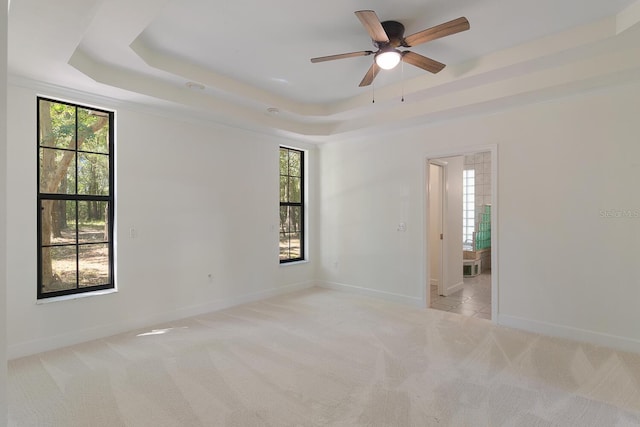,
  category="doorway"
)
[428,161,445,296]
[425,148,497,321]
